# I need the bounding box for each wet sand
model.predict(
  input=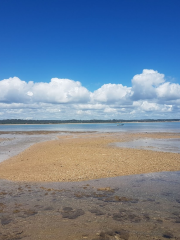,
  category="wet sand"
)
[0,132,180,182]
